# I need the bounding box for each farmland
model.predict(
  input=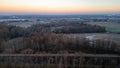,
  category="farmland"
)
[62,33,120,44]
[0,15,120,68]
[86,22,120,33]
[106,26,120,33]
